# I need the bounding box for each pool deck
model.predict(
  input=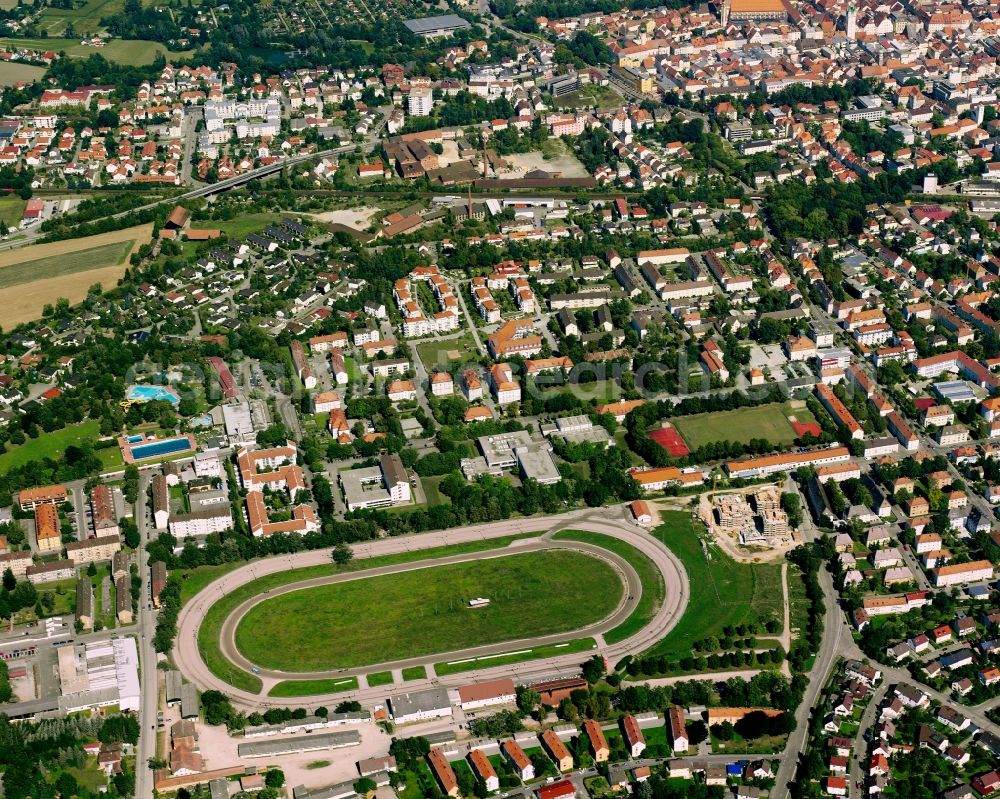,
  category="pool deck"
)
[118,433,196,465]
